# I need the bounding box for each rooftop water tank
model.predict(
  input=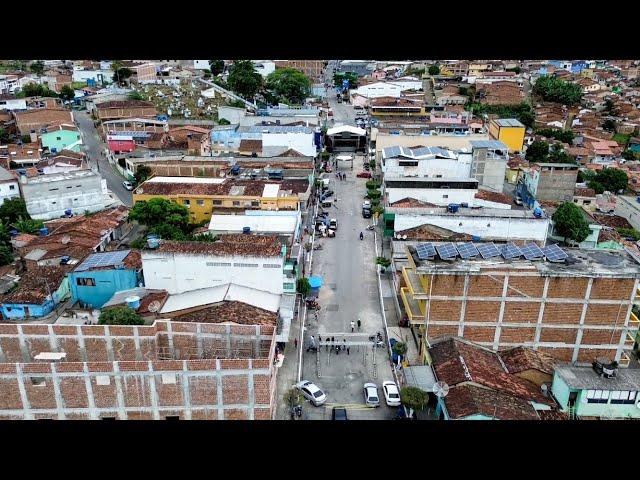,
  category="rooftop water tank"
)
[533,207,543,218]
[39,227,49,236]
[242,227,251,234]
[447,204,460,214]
[472,236,481,242]
[147,235,160,249]
[460,203,469,208]
[9,229,18,237]
[65,209,73,217]
[125,296,141,310]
